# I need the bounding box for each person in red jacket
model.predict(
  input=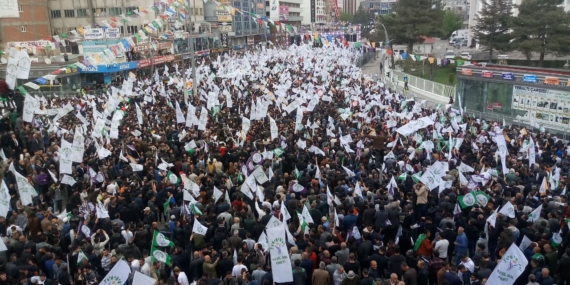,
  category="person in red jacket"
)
[417,230,433,258]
